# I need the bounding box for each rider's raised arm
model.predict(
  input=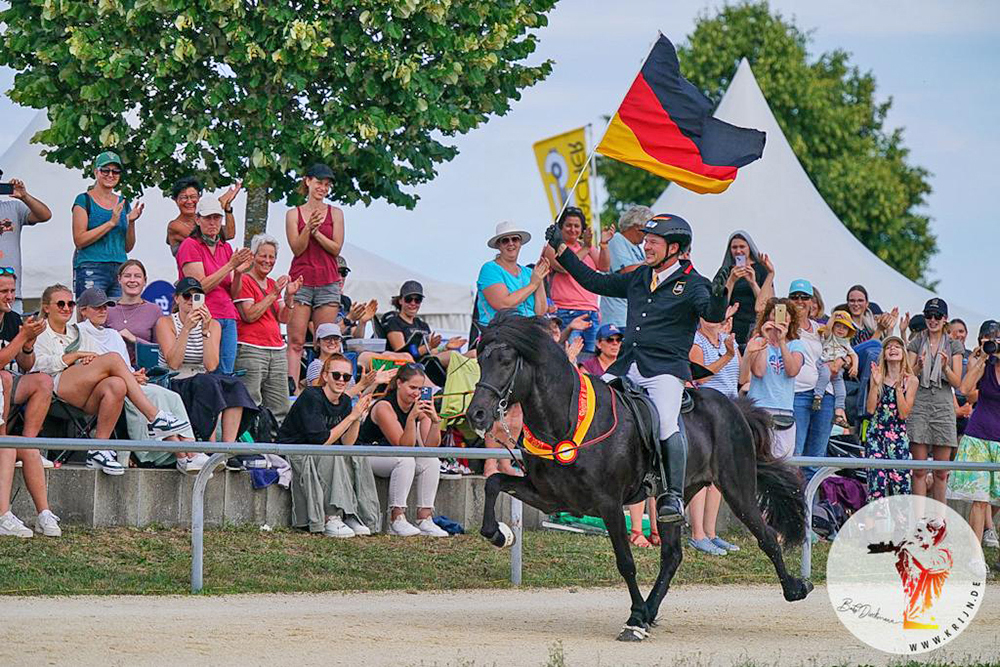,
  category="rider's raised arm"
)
[689,275,729,324]
[554,245,631,299]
